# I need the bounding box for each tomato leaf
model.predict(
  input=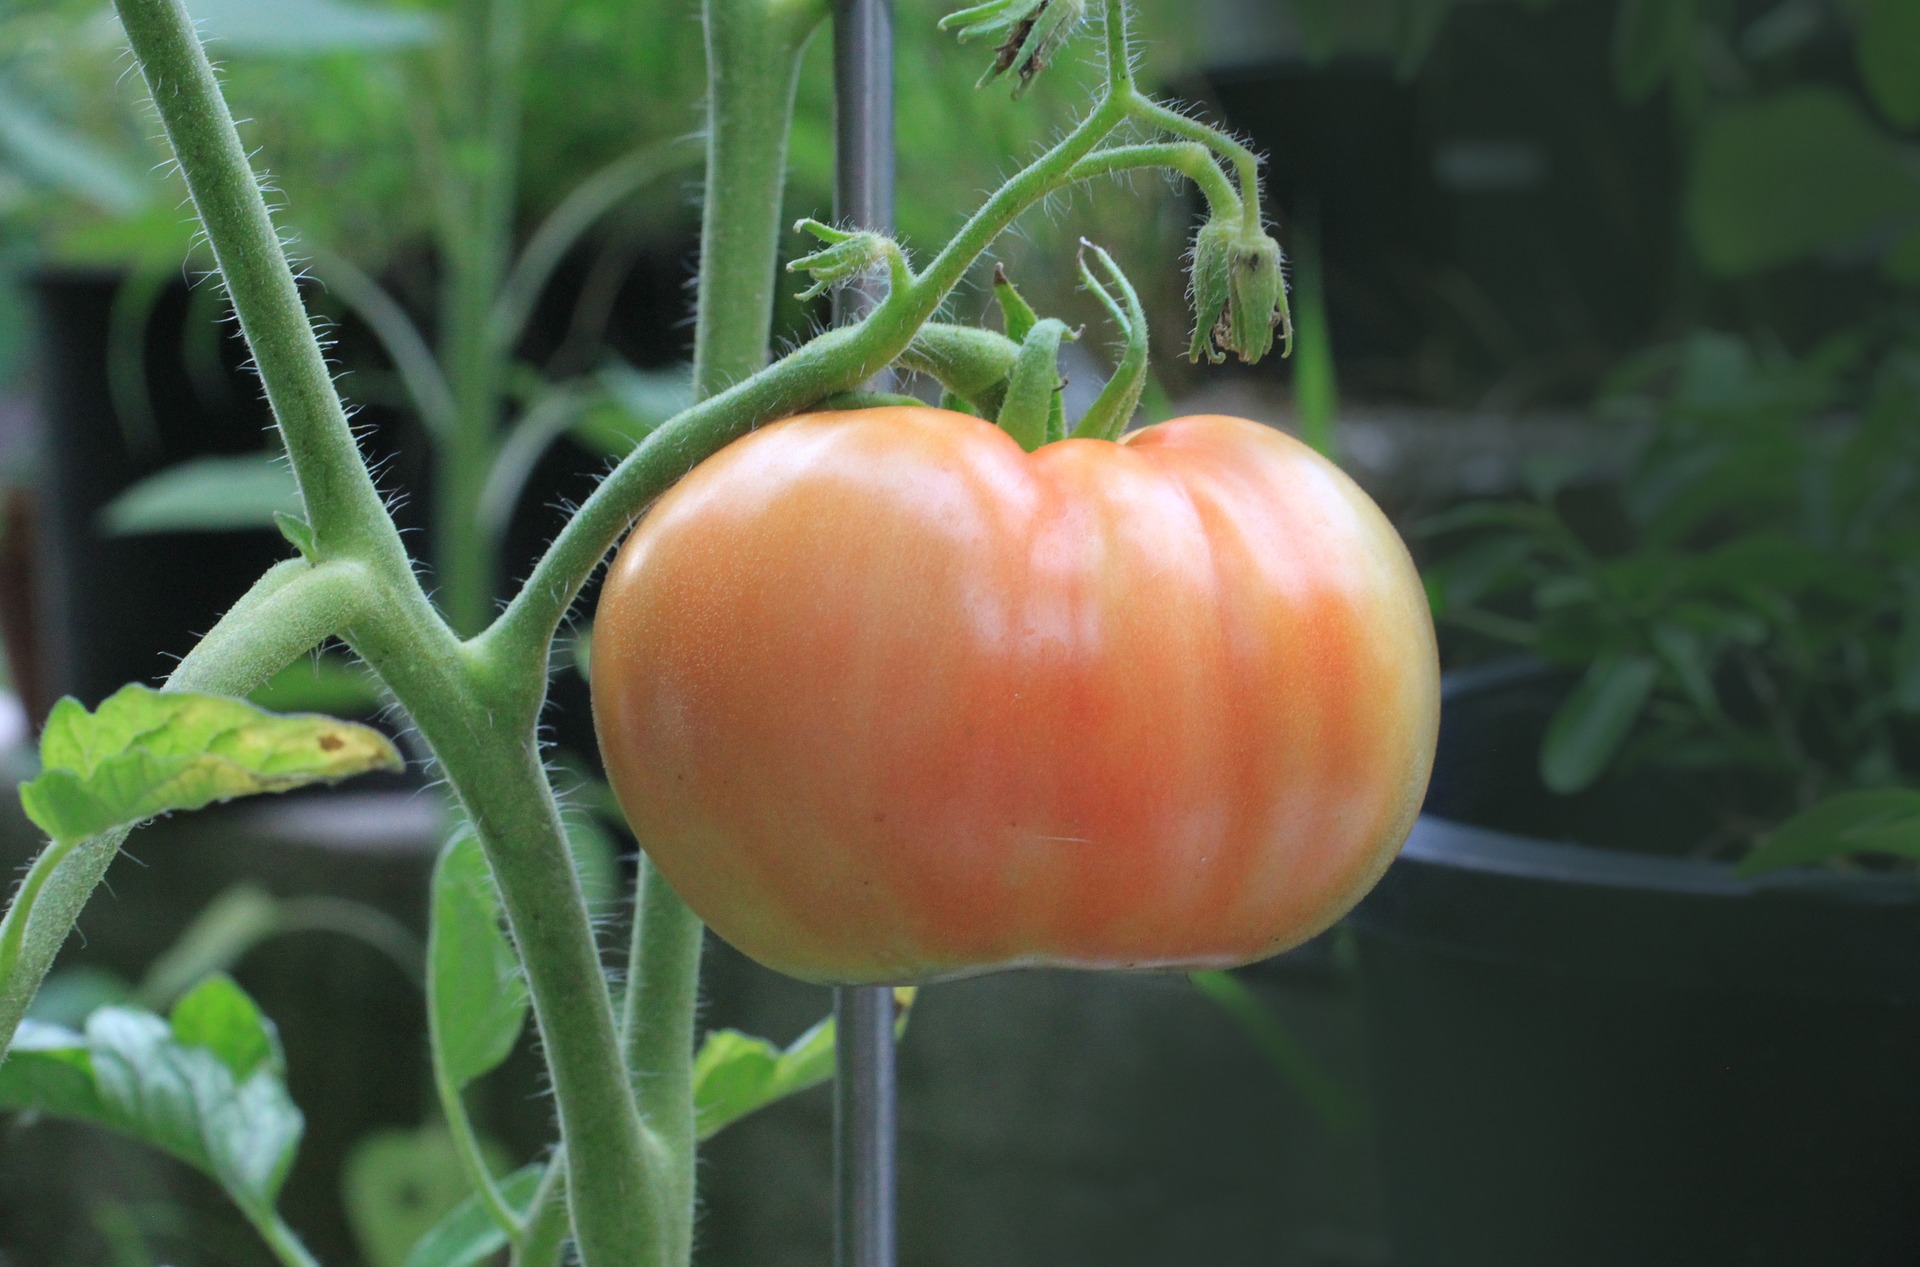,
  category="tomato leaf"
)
[1738,789,1920,877]
[1860,0,1920,130]
[0,975,302,1221]
[18,686,403,845]
[694,988,915,1140]
[401,1163,543,1267]
[1540,654,1659,794]
[428,836,528,1087]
